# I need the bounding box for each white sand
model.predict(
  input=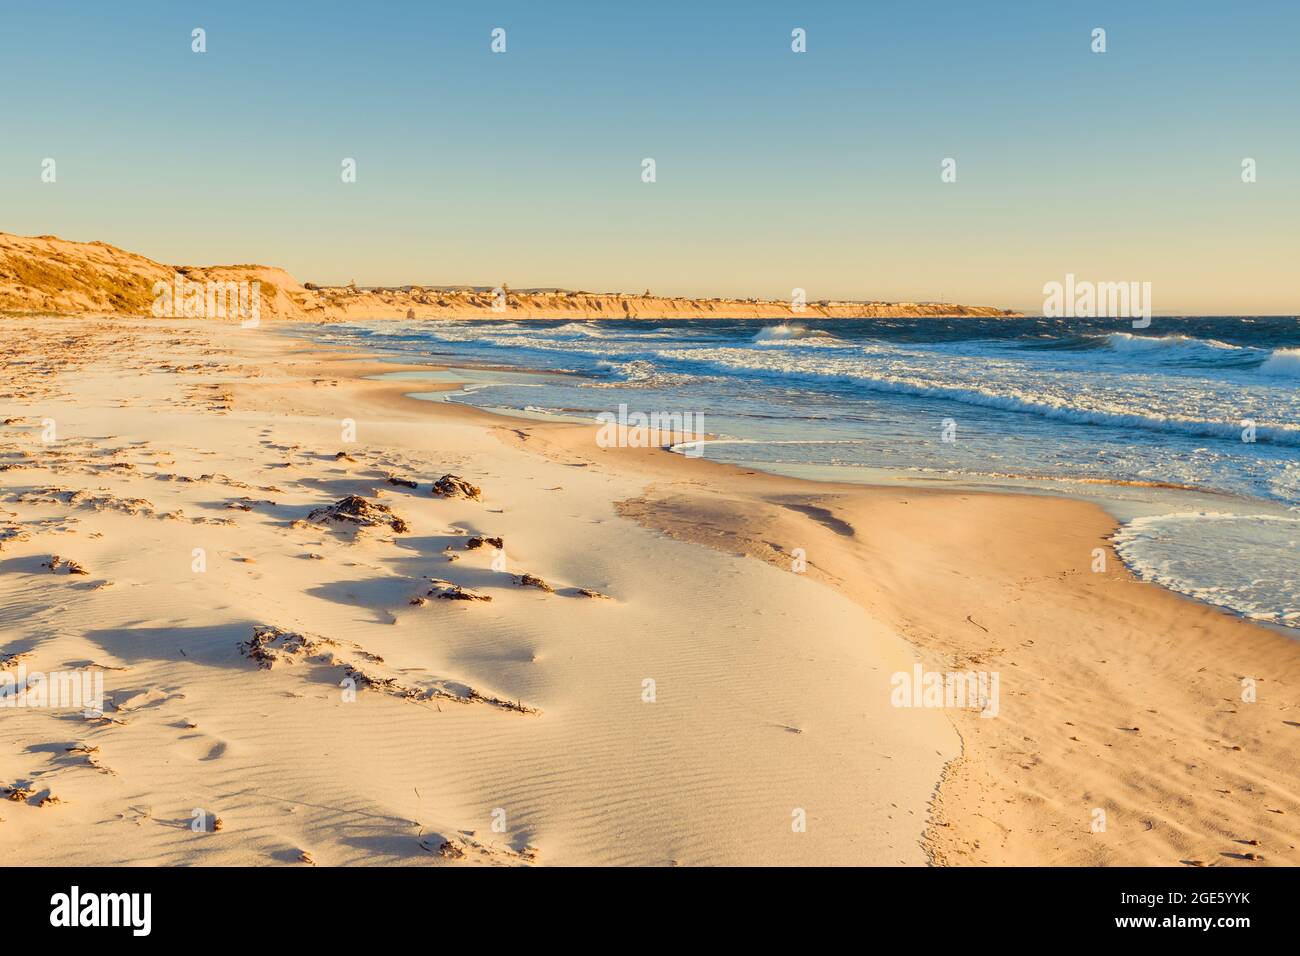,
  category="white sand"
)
[0,317,956,865]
